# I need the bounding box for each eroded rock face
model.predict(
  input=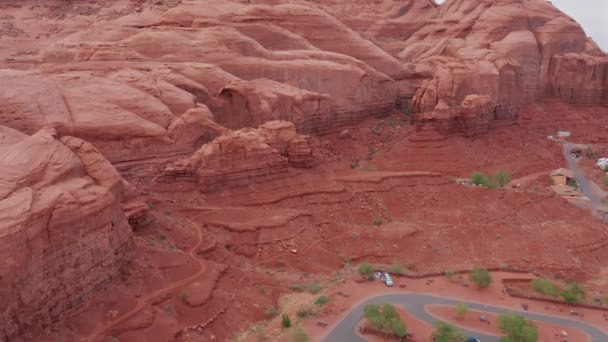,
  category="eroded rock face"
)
[0,0,605,143]
[0,126,132,340]
[547,53,608,105]
[404,0,607,132]
[161,121,313,191]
